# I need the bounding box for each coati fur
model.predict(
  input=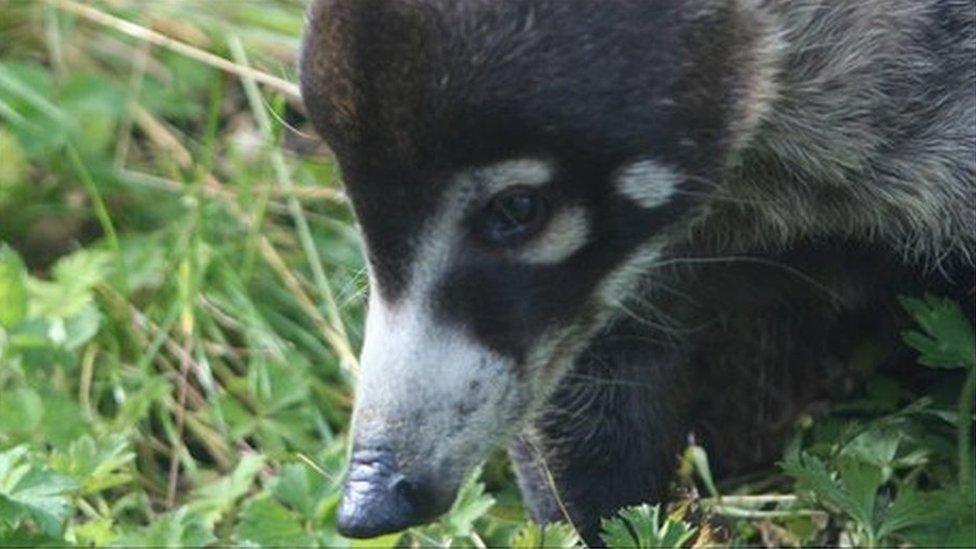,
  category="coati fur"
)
[299,0,975,543]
